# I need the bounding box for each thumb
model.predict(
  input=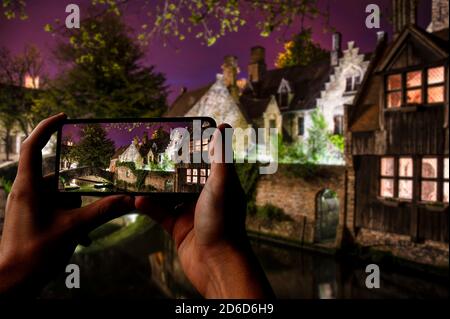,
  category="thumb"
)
[208,123,234,190]
[72,195,135,233]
